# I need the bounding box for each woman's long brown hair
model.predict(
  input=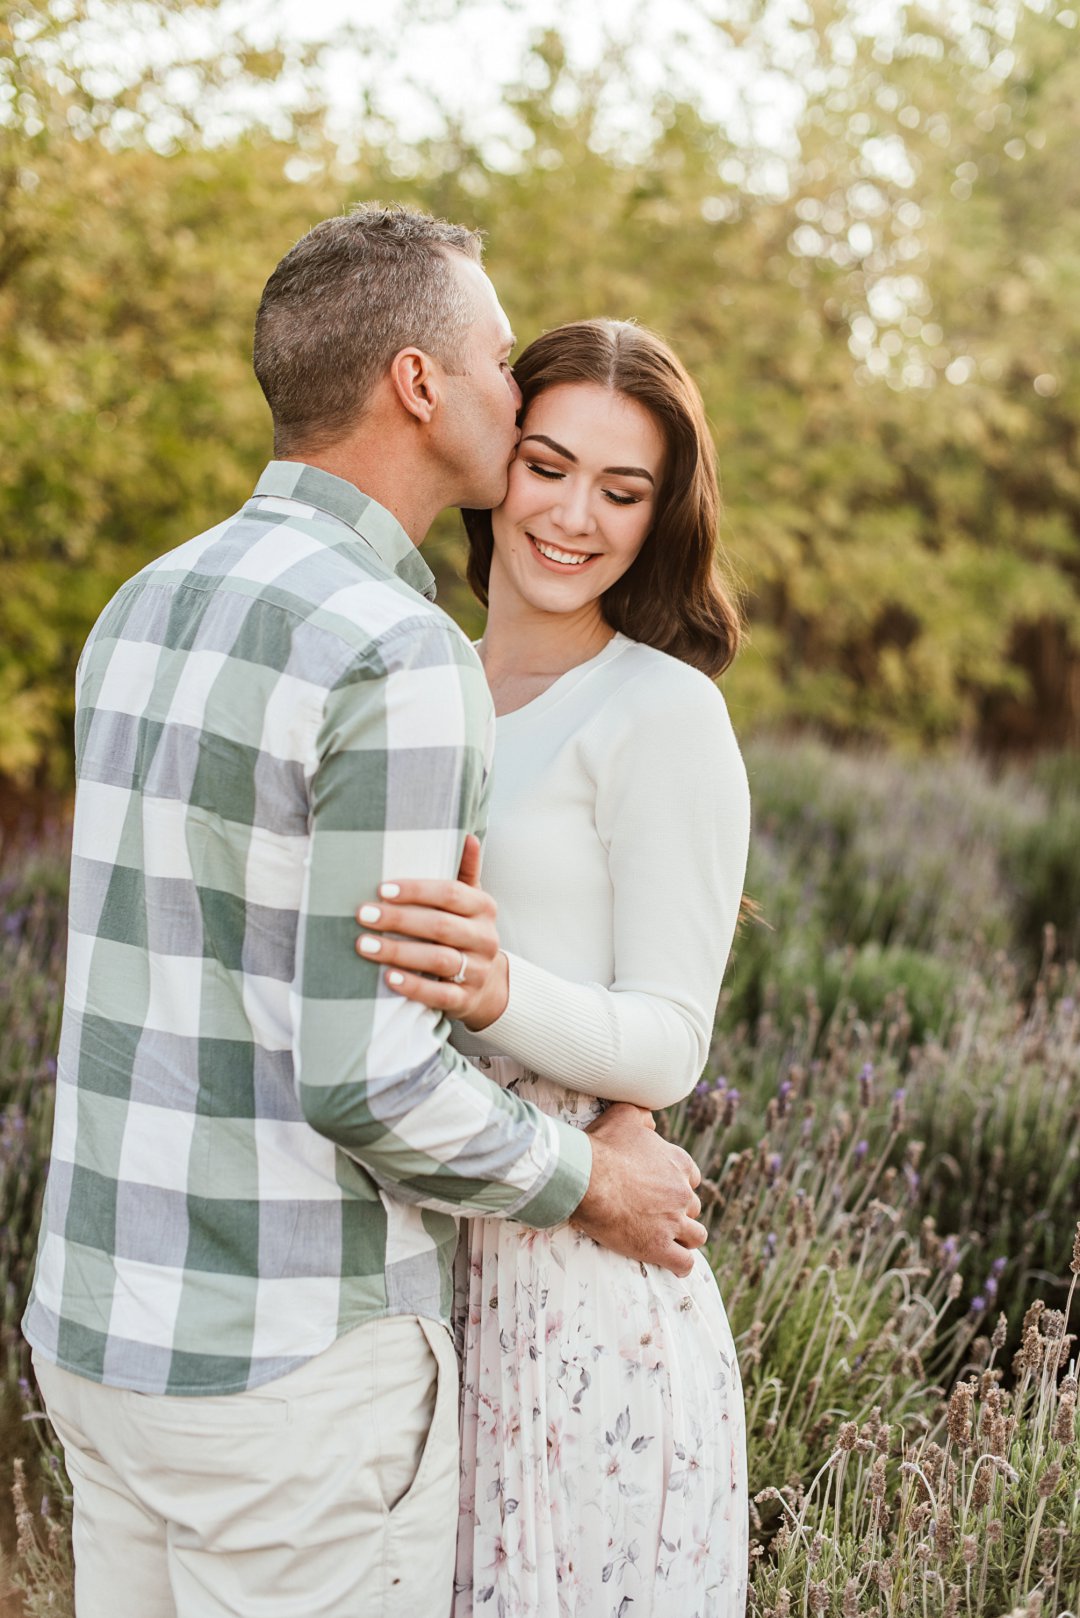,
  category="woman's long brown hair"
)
[463,319,742,678]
